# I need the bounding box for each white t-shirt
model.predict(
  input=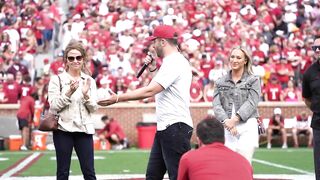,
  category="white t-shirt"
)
[153,52,193,130]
